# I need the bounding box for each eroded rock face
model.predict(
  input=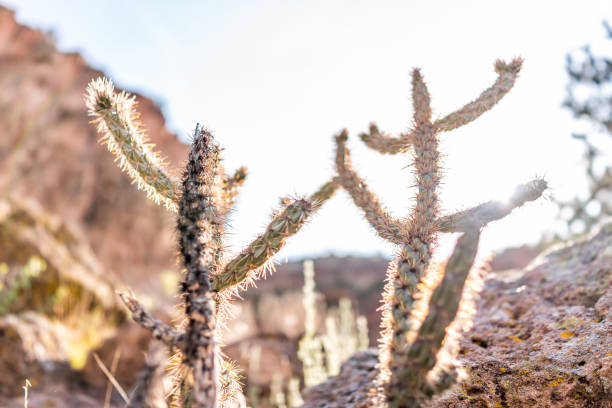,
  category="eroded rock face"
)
[302,225,612,407]
[0,6,187,293]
